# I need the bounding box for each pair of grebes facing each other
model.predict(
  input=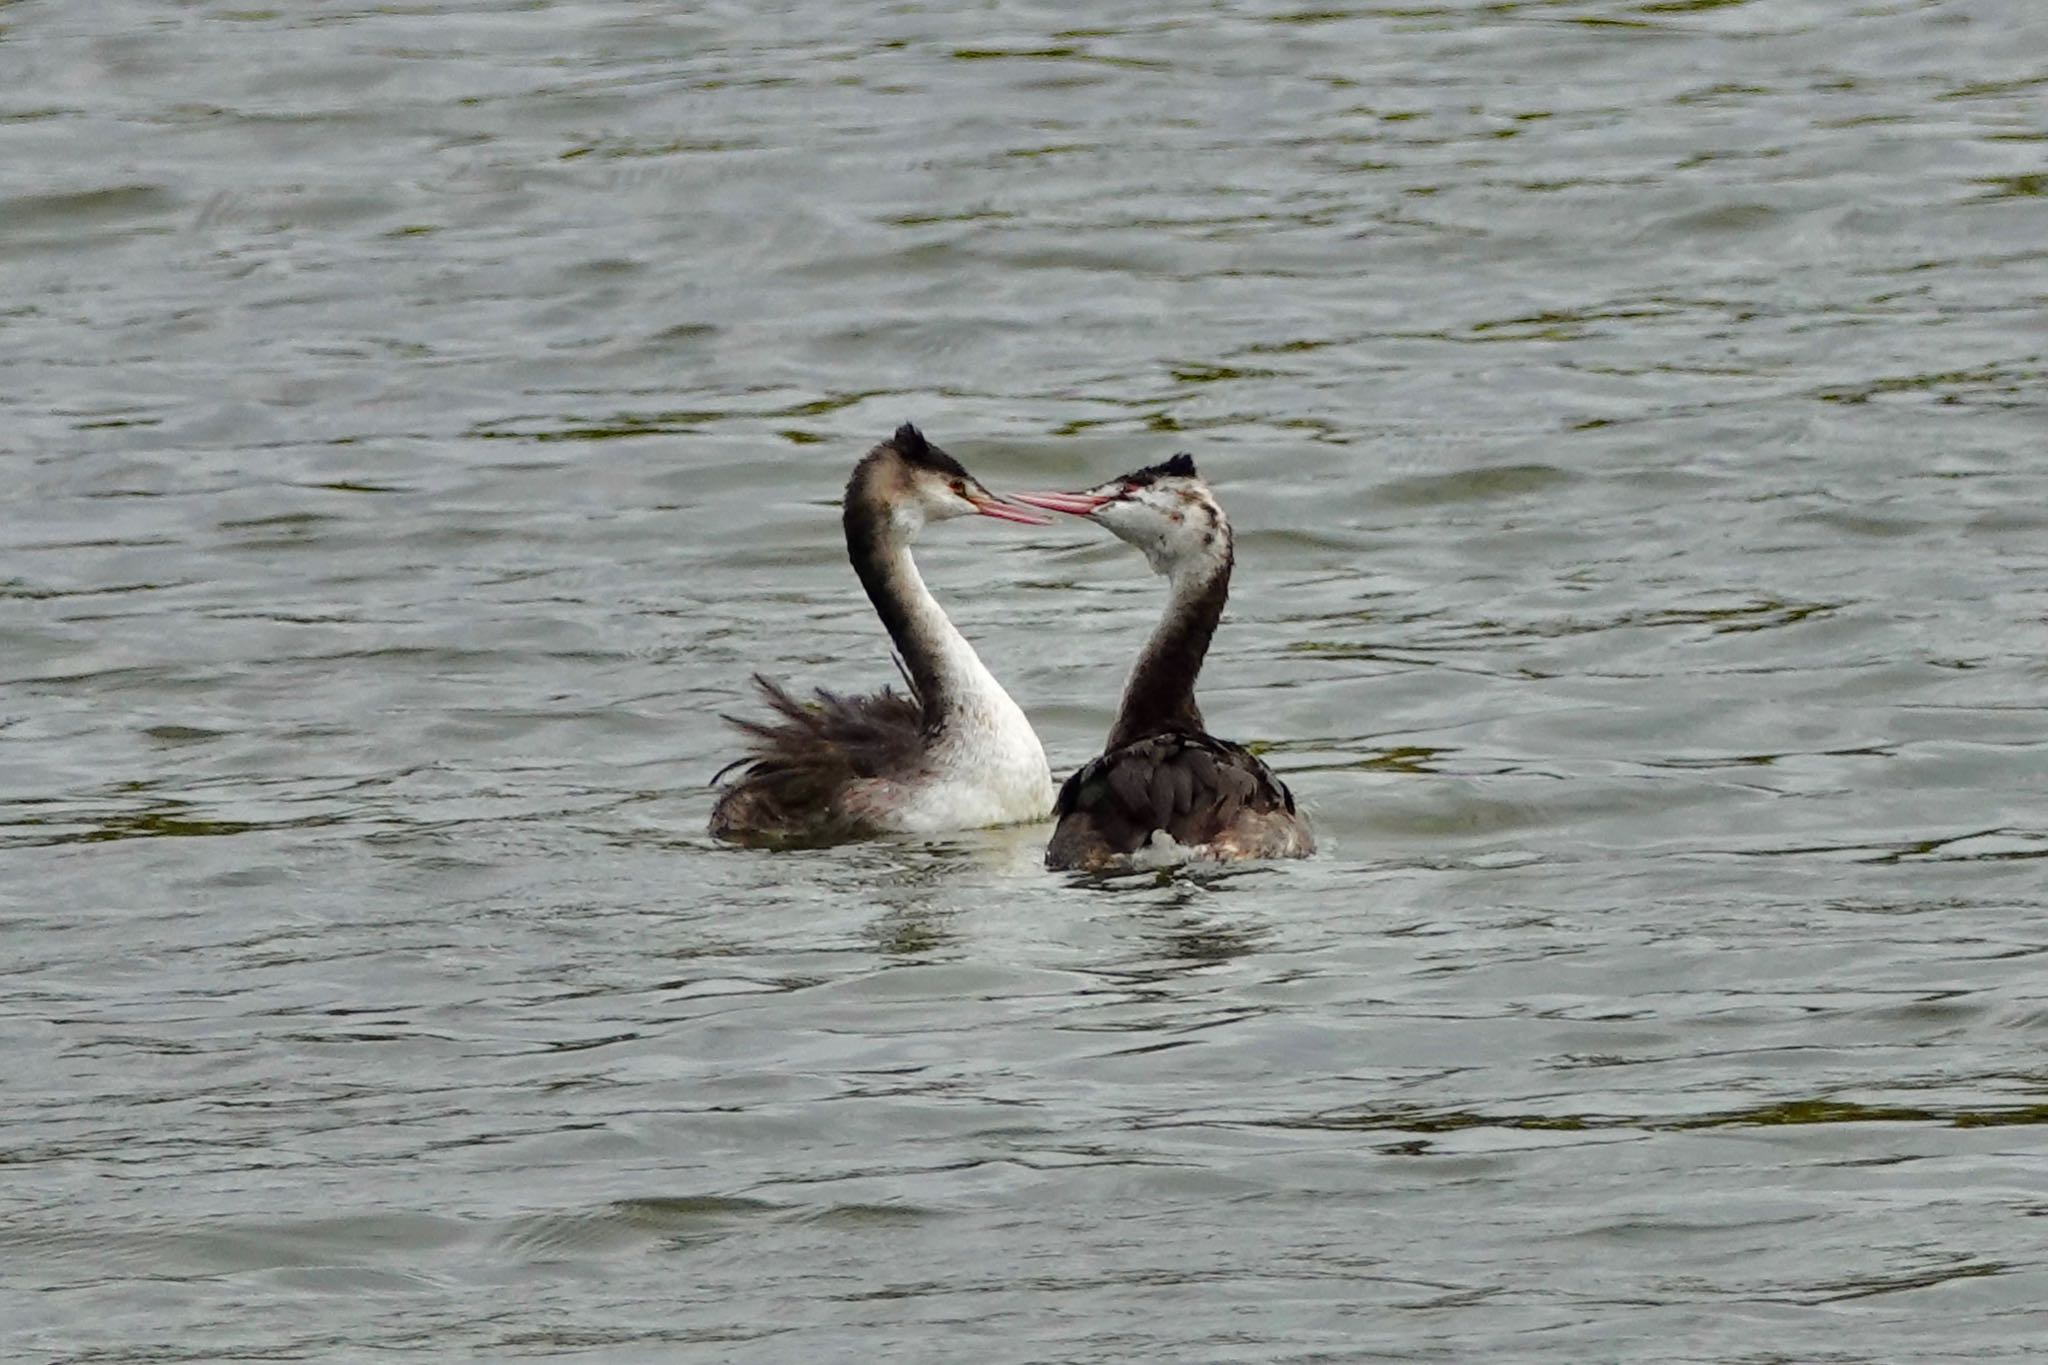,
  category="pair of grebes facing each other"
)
[709,424,1313,873]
